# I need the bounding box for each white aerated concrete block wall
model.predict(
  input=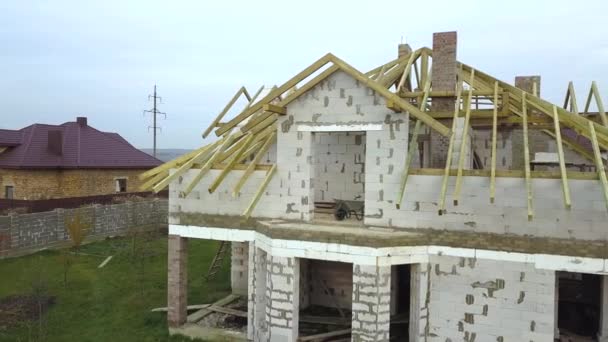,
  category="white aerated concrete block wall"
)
[352,264,392,342]
[266,256,300,342]
[415,256,555,342]
[387,174,608,240]
[231,242,249,296]
[312,132,366,202]
[279,70,401,221]
[364,116,409,227]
